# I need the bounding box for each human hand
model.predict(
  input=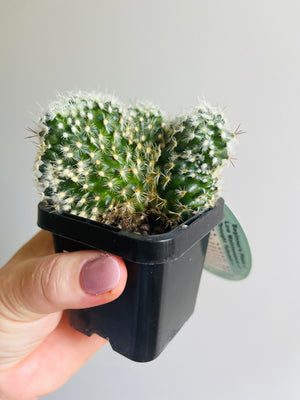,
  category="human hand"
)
[0,231,127,400]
